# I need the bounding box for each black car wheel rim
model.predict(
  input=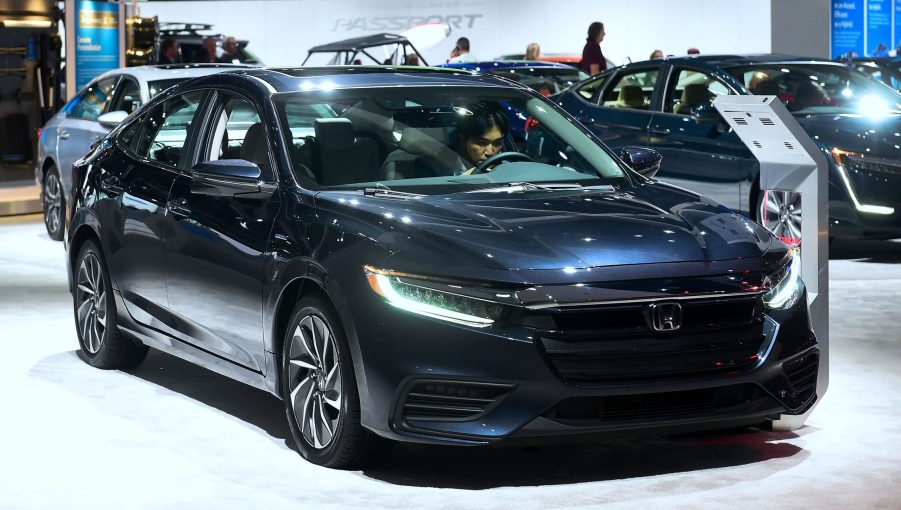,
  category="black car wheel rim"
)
[76,252,107,353]
[44,172,61,234]
[287,314,342,449]
[760,190,802,243]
